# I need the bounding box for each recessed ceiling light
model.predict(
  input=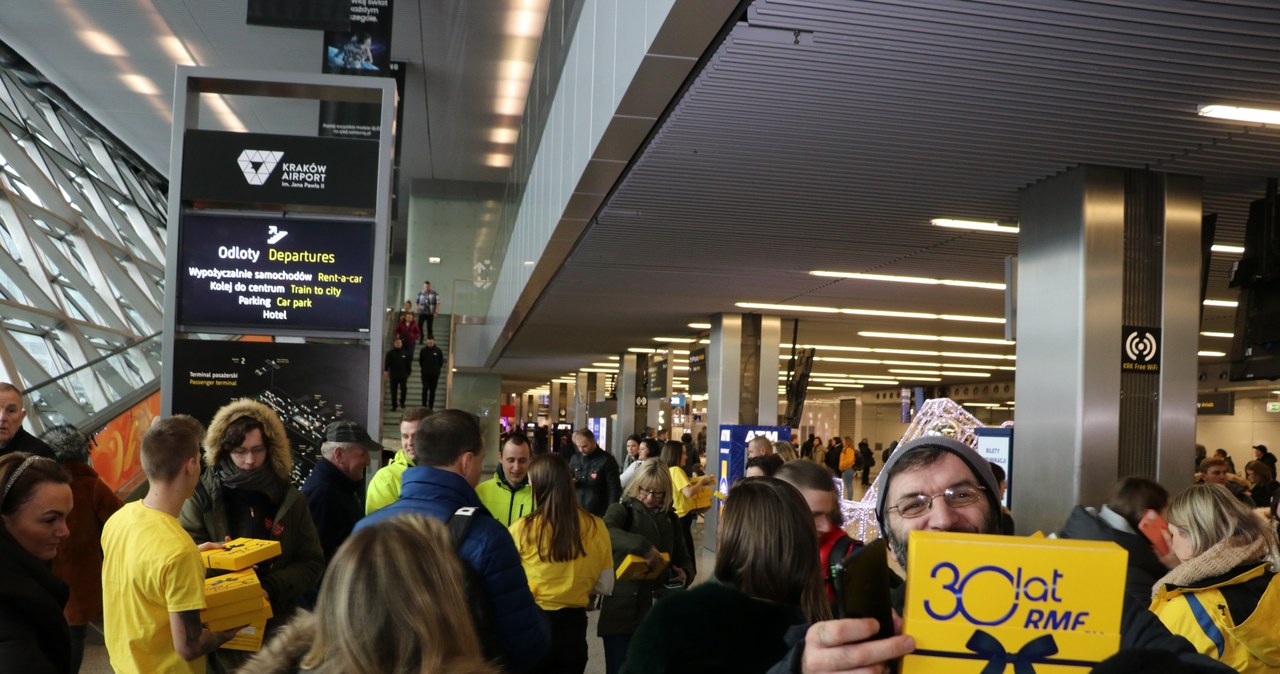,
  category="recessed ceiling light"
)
[652,337,698,343]
[1203,299,1238,308]
[810,270,1005,291]
[428,256,441,264]
[1210,244,1245,254]
[1200,331,1233,338]
[963,402,1000,408]
[490,128,519,144]
[485,153,513,168]
[505,9,543,37]
[931,218,1019,234]
[120,74,160,95]
[158,36,195,65]
[736,302,1004,324]
[80,30,127,56]
[858,331,1016,346]
[627,347,656,354]
[688,322,711,330]
[523,260,534,266]
[581,367,617,373]
[889,369,992,378]
[591,362,617,368]
[1197,104,1280,125]
[607,355,620,360]
[495,98,525,116]
[1197,350,1227,357]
